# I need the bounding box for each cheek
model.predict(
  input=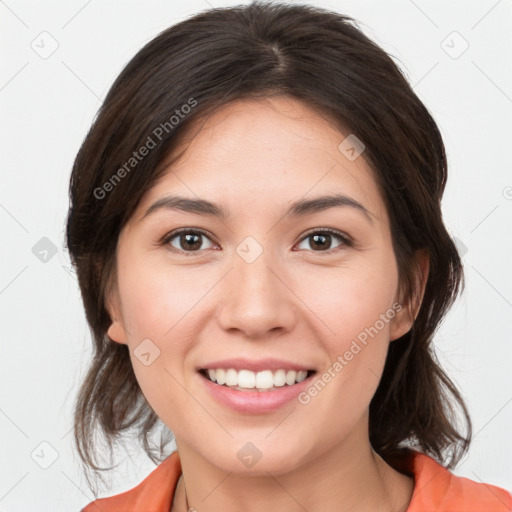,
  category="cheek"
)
[297,256,398,344]
[295,256,398,405]
[116,254,210,406]
[117,251,206,339]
